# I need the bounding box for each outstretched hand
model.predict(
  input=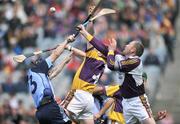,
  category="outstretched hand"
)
[155,110,167,121]
[76,24,86,33]
[94,113,101,120]
[108,38,117,51]
[94,113,105,124]
[67,34,75,43]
